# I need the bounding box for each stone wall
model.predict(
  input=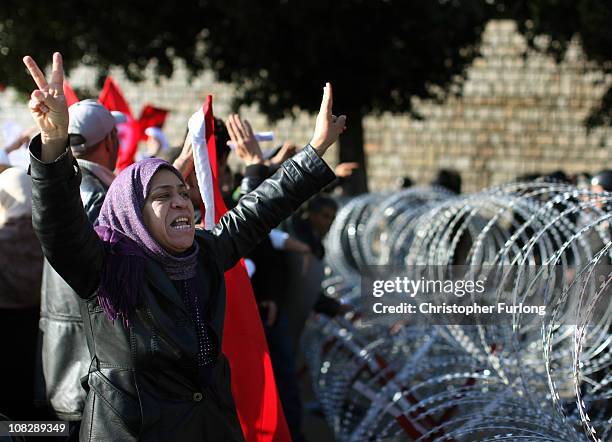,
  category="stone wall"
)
[364,20,611,192]
[1,20,610,192]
